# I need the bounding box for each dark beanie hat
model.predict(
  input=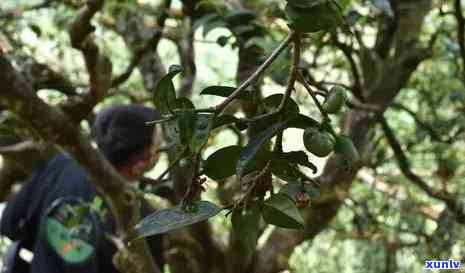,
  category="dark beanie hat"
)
[91,104,161,167]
